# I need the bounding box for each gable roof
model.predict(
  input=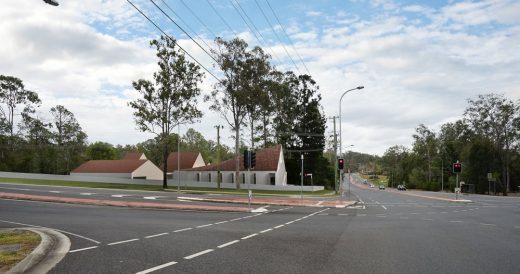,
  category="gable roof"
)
[189,145,282,172]
[162,151,204,172]
[71,160,148,173]
[122,152,146,160]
